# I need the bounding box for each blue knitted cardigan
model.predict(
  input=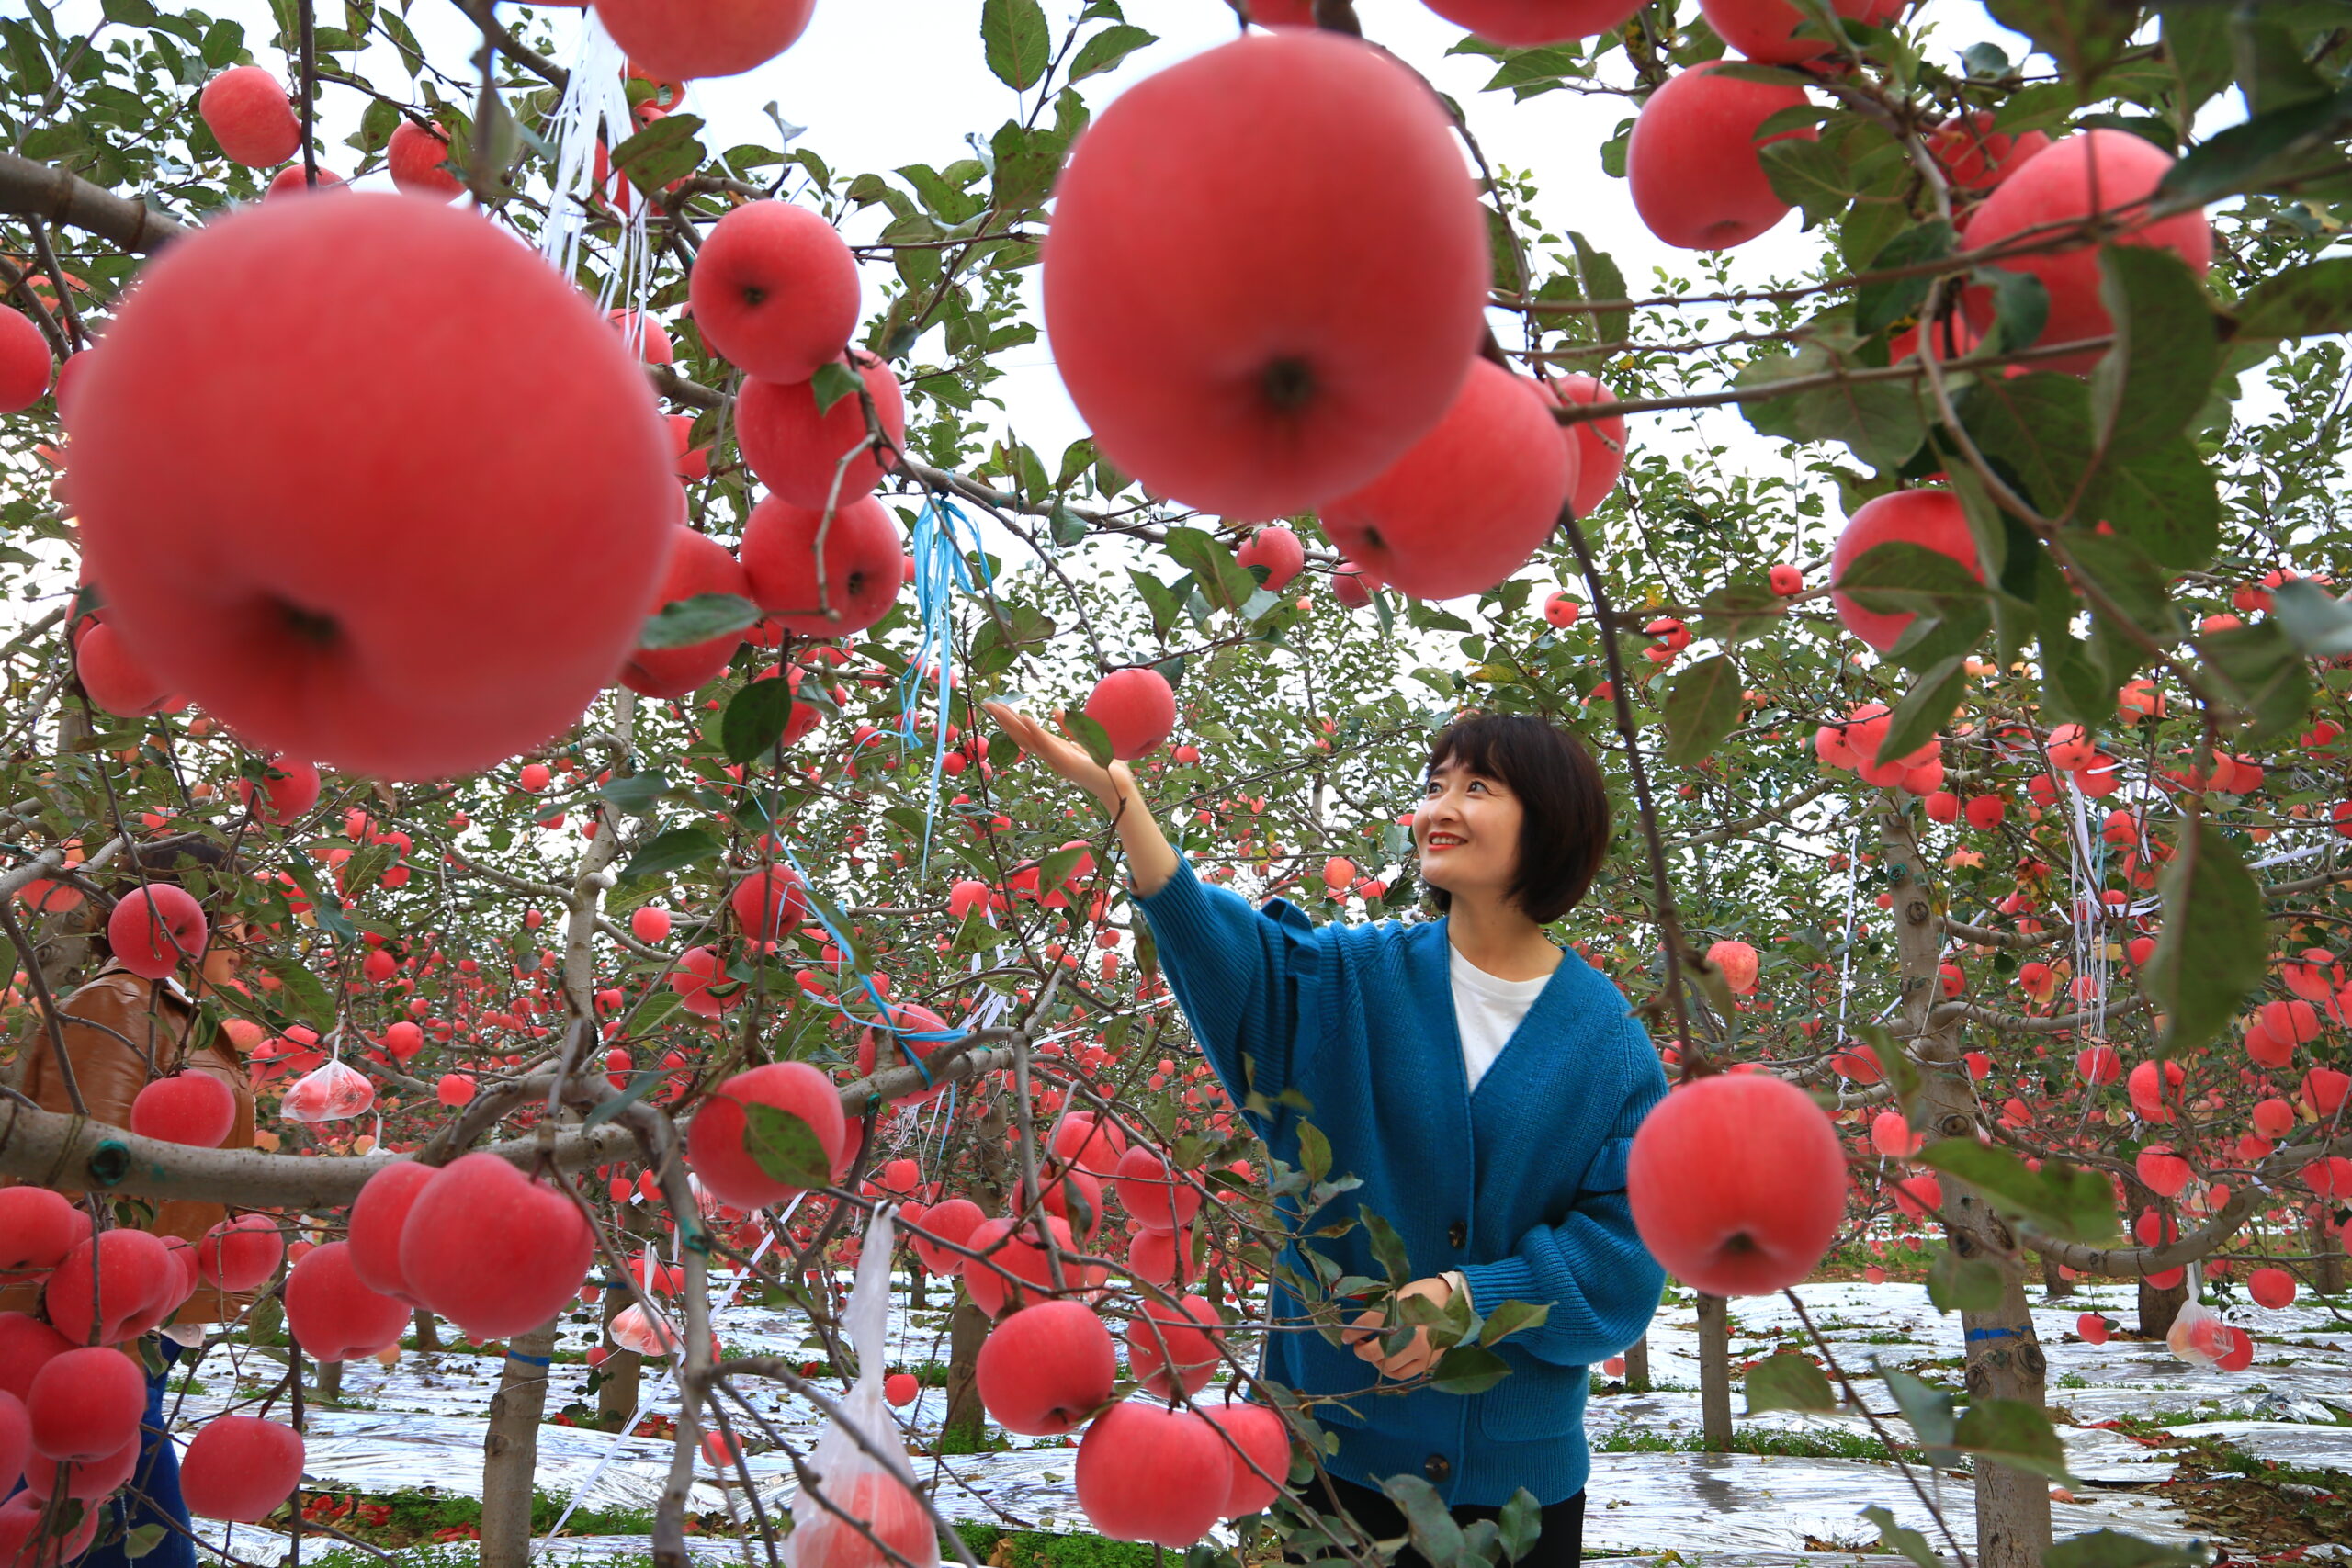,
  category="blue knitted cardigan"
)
[1134,854,1669,1507]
